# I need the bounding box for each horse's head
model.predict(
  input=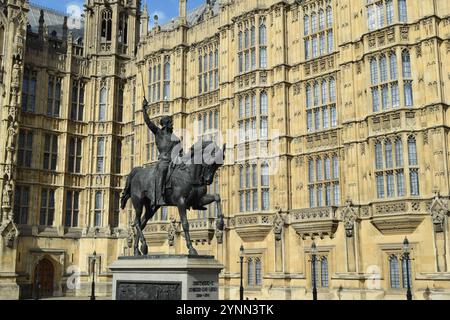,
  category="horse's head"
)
[199,142,226,185]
